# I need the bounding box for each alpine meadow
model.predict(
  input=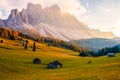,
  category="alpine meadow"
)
[0,0,120,80]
